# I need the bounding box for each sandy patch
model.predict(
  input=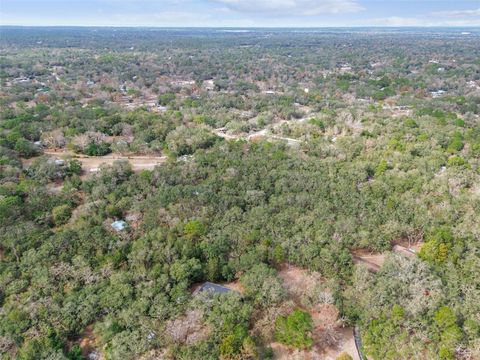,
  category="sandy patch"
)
[352,249,386,273]
[222,280,245,294]
[78,325,102,360]
[278,265,323,303]
[42,149,167,172]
